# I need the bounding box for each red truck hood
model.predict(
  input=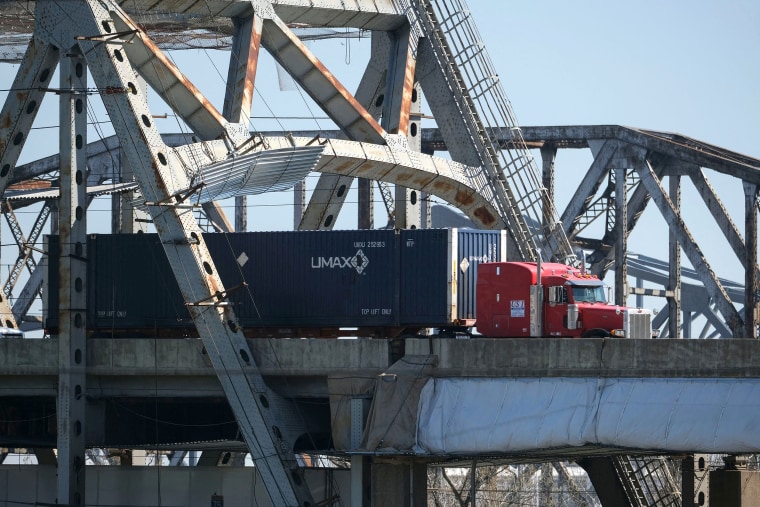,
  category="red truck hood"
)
[577,303,626,327]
